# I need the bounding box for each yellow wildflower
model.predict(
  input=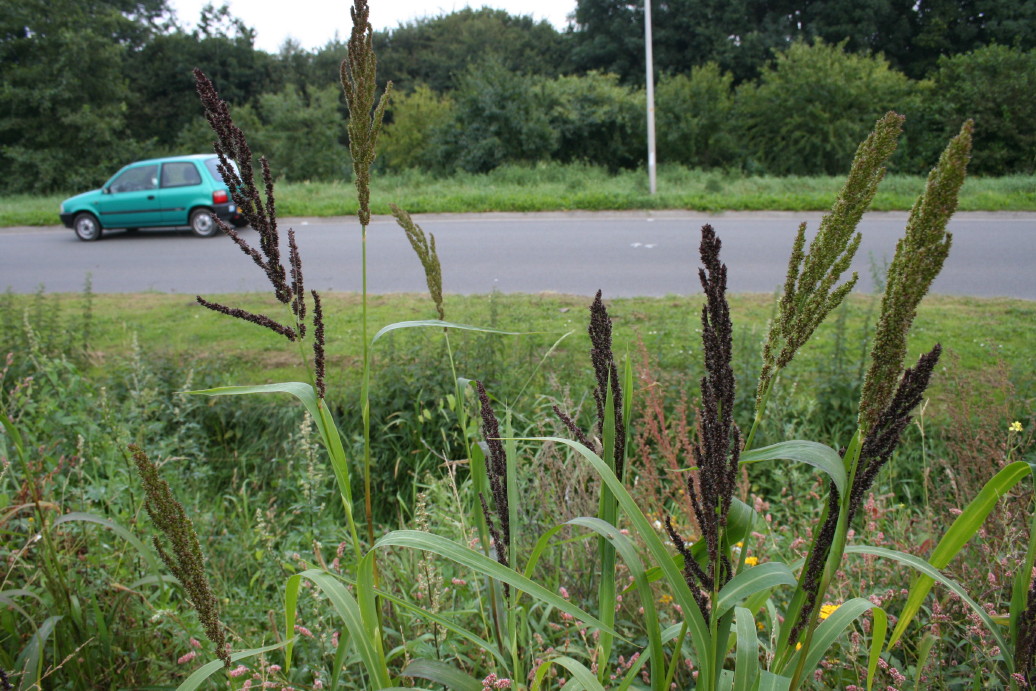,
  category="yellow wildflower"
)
[744,556,759,567]
[819,603,840,620]
[1010,421,1023,433]
[659,594,673,605]
[795,642,803,651]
